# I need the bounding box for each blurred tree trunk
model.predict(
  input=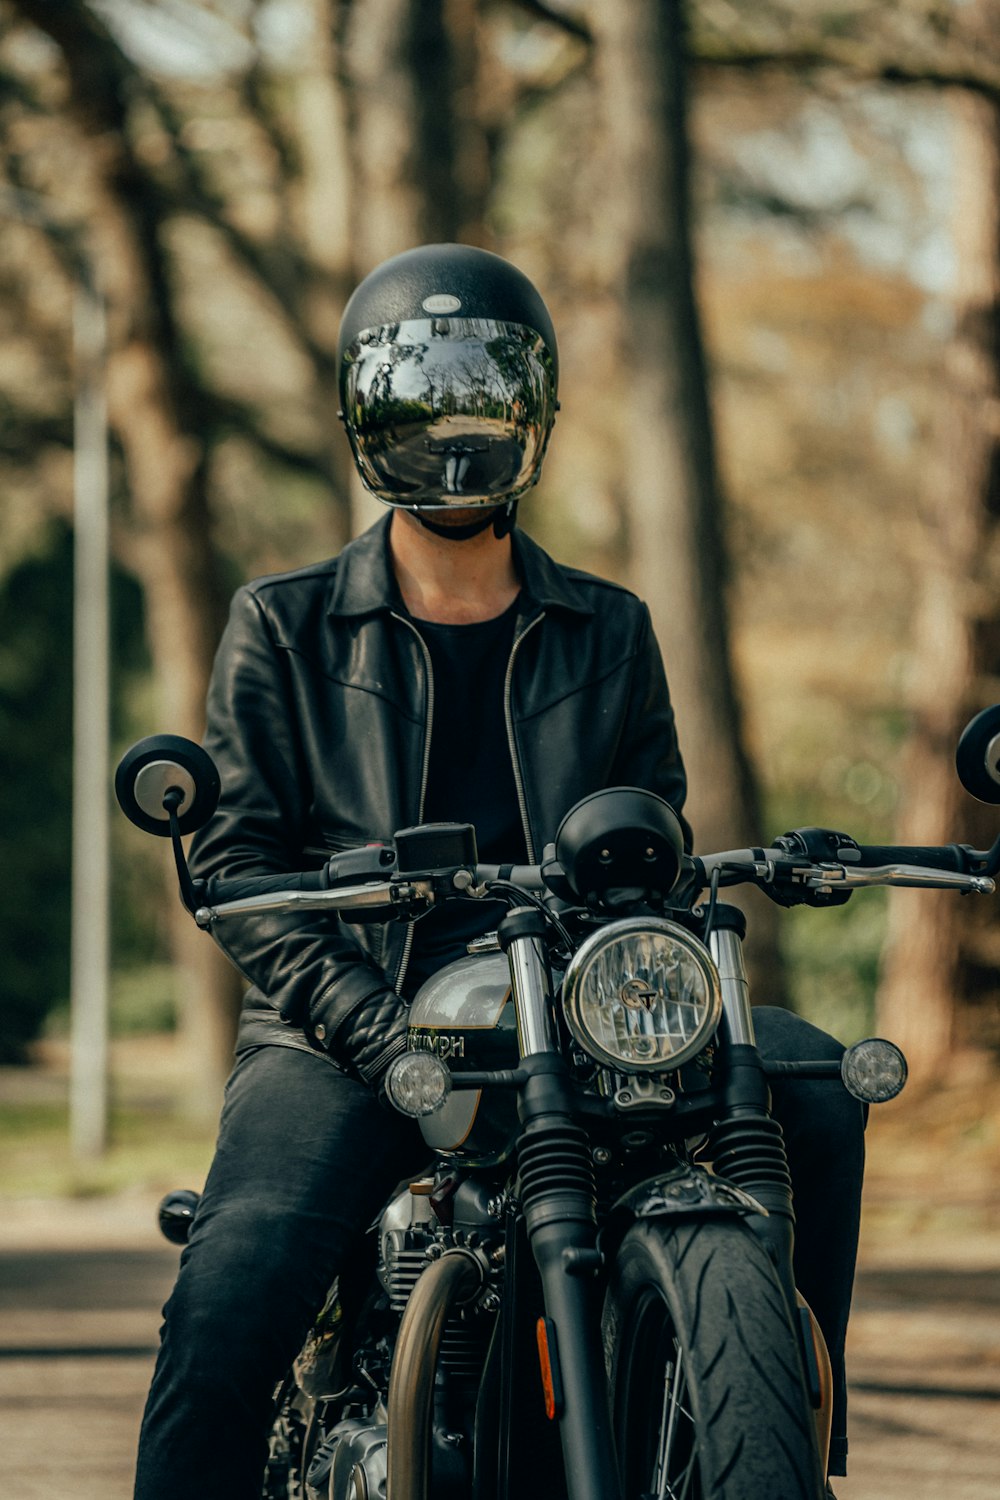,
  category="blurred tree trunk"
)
[341,0,489,265]
[291,0,358,551]
[105,295,241,1118]
[340,0,491,534]
[10,0,244,1117]
[592,0,786,1003]
[878,93,1000,1083]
